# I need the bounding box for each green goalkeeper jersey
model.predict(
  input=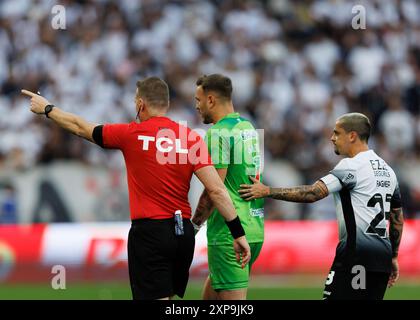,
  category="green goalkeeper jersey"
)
[205,112,264,245]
